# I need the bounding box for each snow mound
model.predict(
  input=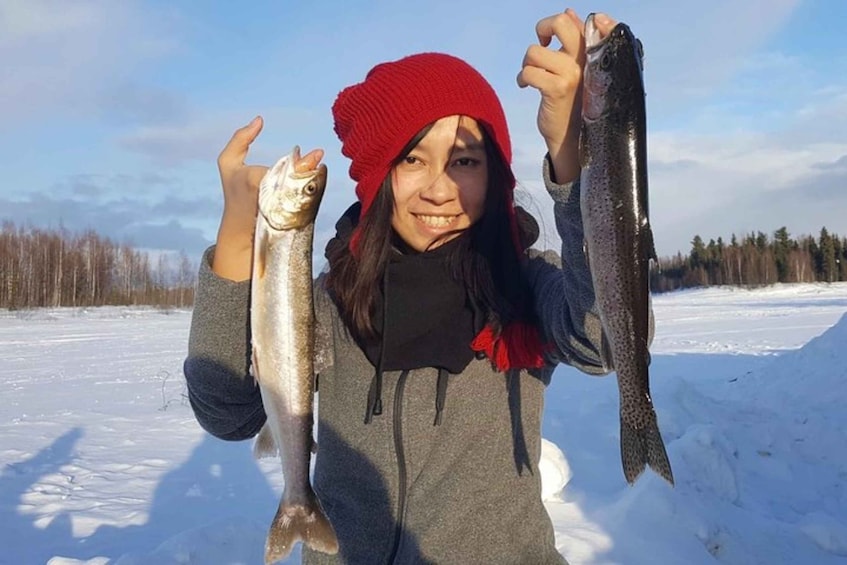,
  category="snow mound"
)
[673,425,739,503]
[743,311,847,408]
[539,438,572,501]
